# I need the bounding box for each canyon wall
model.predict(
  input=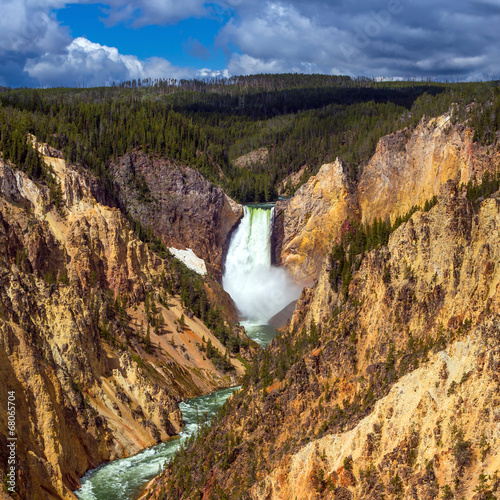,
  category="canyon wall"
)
[146,108,500,499]
[151,179,500,500]
[0,148,249,500]
[252,181,500,499]
[112,152,243,280]
[272,159,353,284]
[275,112,500,283]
